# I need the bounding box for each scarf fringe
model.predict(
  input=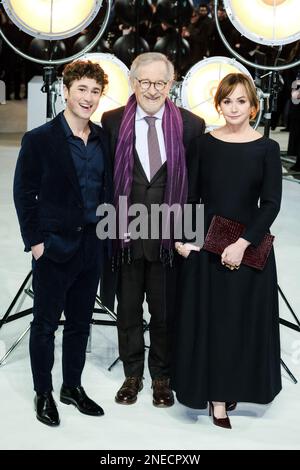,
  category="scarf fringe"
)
[112,246,174,271]
[160,245,174,267]
[112,247,132,272]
